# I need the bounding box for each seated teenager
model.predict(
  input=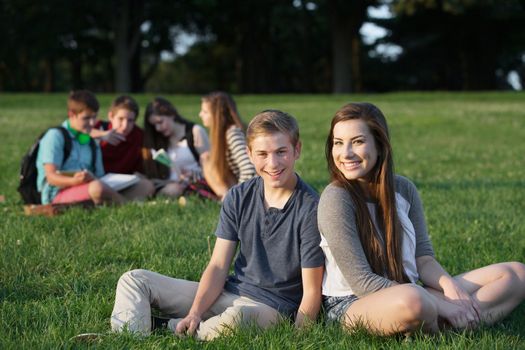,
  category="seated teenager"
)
[91,95,154,200]
[198,91,255,200]
[142,97,211,198]
[111,110,324,340]
[318,102,525,335]
[36,90,125,205]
